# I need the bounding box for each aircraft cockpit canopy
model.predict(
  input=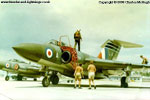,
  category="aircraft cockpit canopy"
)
[48,39,66,46]
[9,59,26,63]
